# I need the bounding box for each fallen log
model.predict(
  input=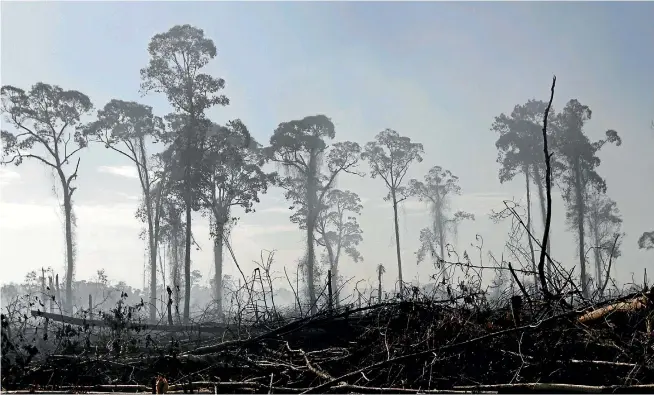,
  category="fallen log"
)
[577,289,654,332]
[578,296,649,324]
